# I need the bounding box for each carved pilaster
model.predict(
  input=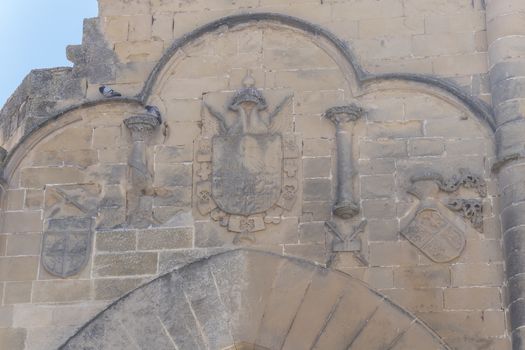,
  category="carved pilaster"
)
[124,113,161,228]
[325,104,364,219]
